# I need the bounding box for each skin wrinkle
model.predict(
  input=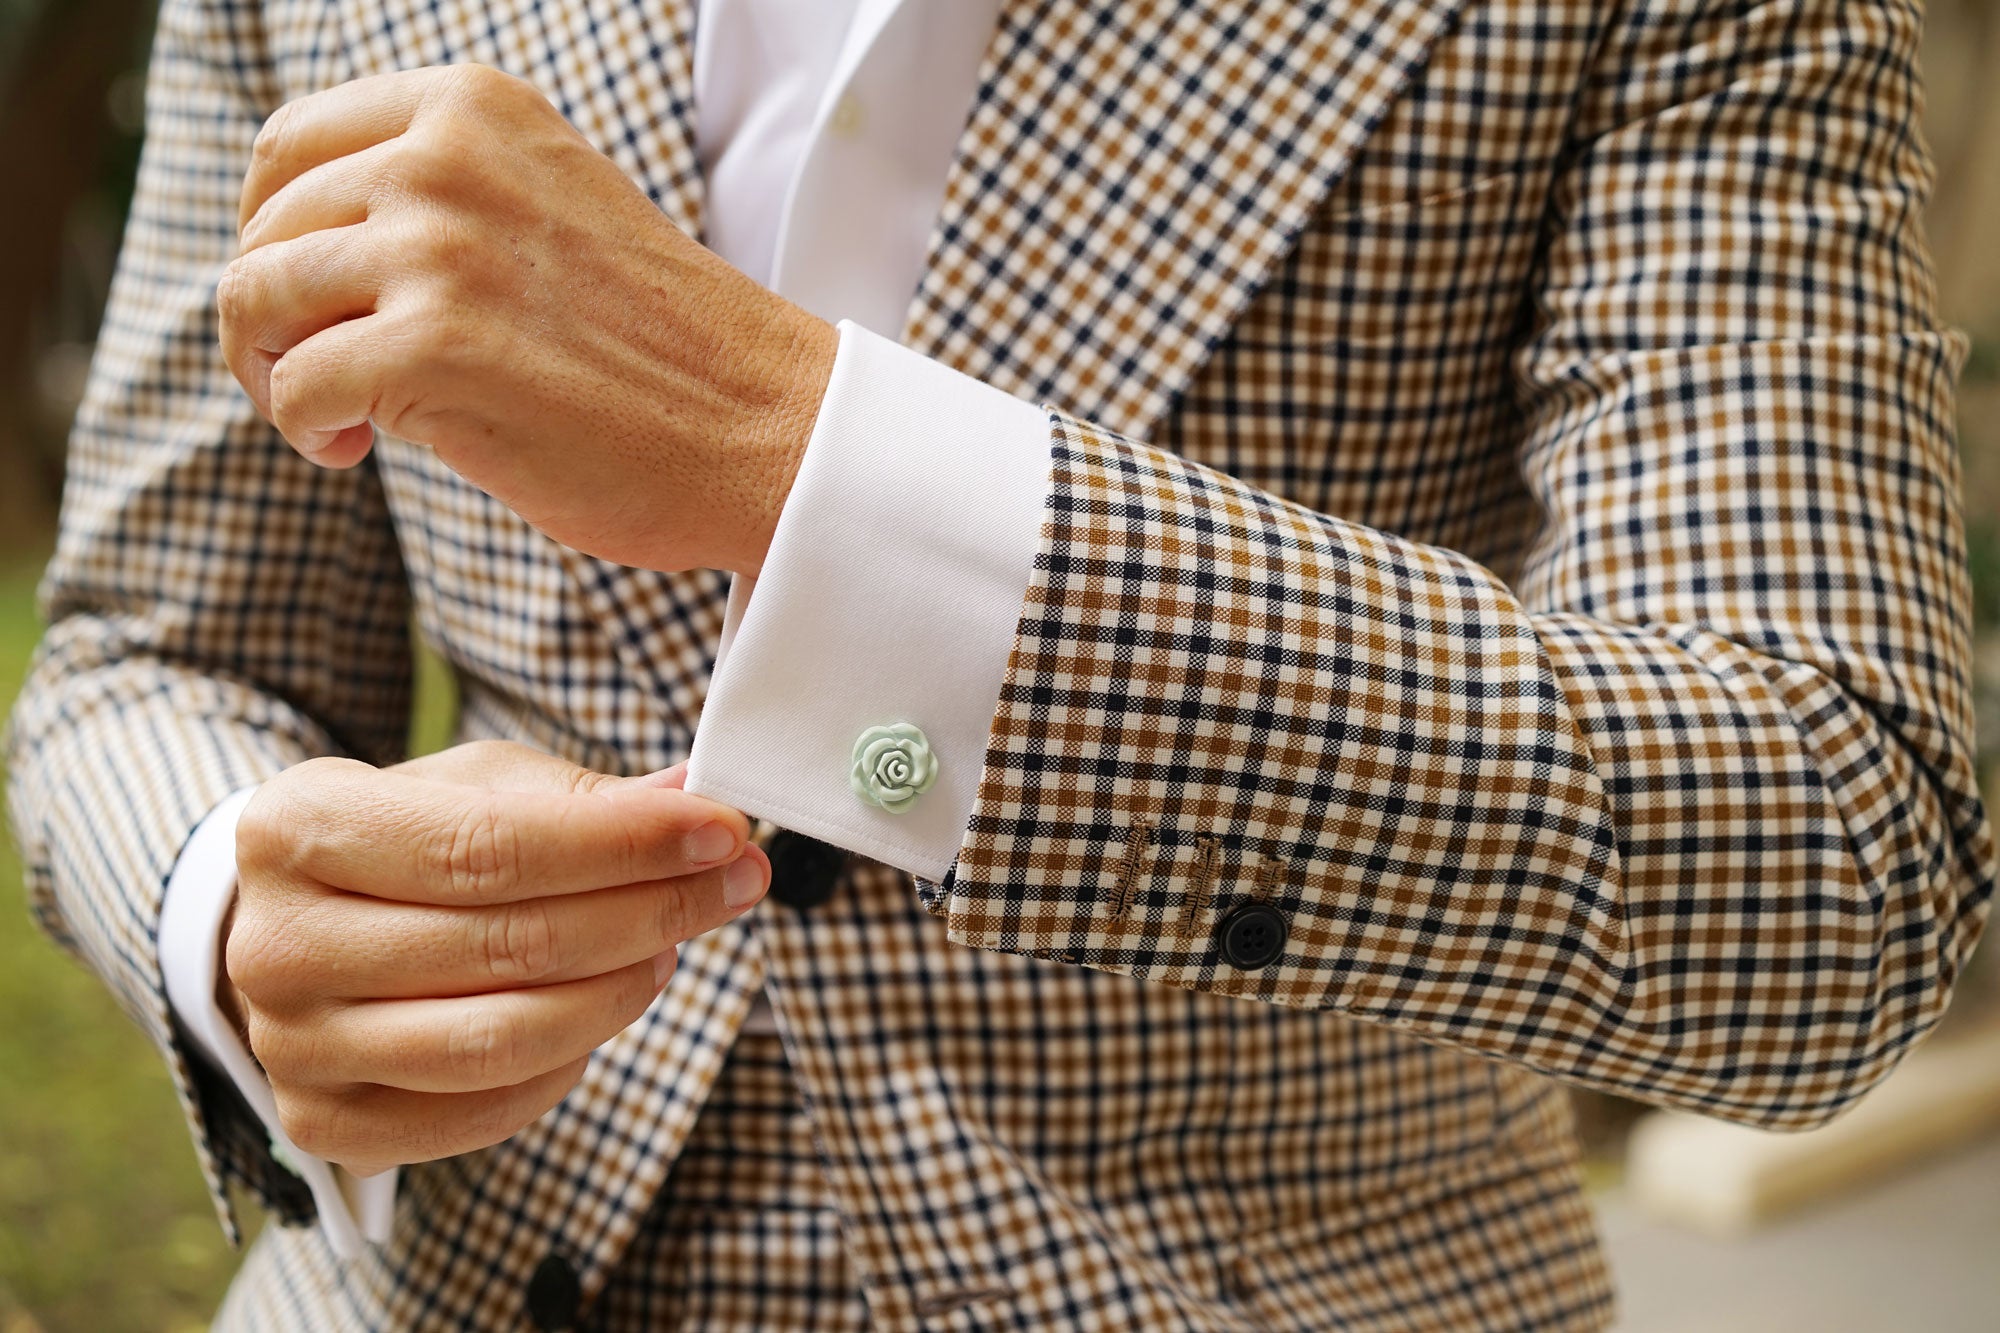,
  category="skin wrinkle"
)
[219,63,836,579]
[223,740,768,1175]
